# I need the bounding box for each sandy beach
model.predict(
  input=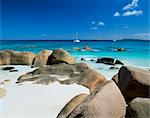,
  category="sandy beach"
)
[1,0,150,117]
[0,65,89,118]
